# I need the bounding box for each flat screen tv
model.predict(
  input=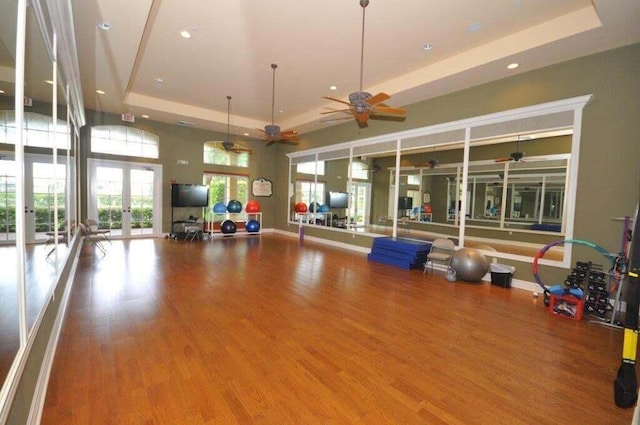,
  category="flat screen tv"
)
[325,191,349,208]
[171,183,209,207]
[398,196,413,210]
